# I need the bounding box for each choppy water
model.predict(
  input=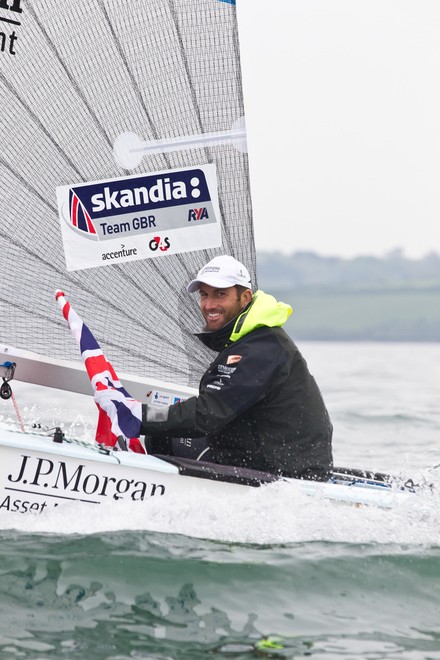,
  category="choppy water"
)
[1,341,440,659]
